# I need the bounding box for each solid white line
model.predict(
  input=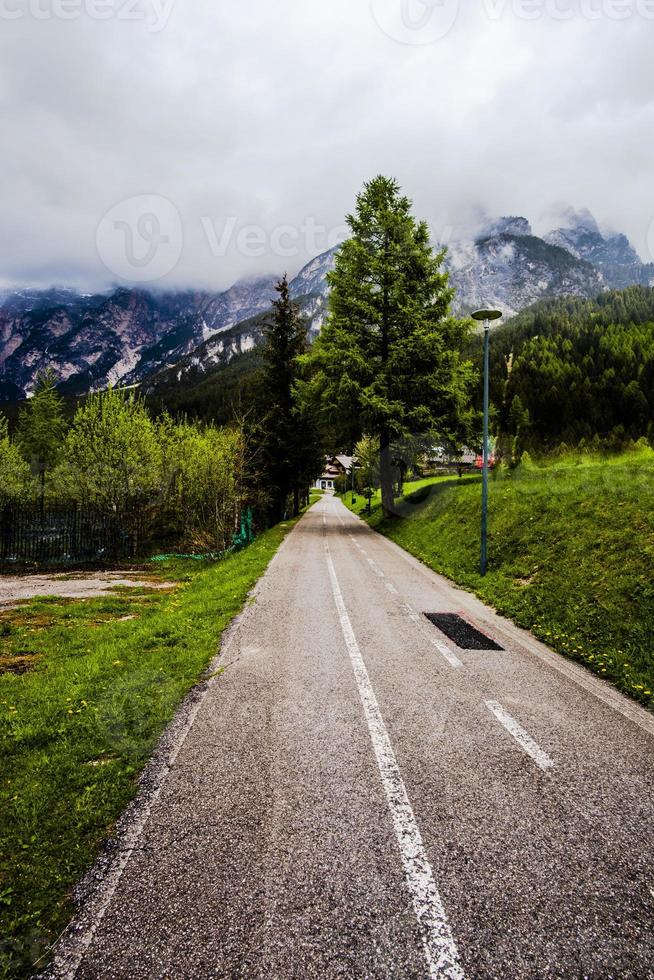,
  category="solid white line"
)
[485,700,555,772]
[325,541,464,979]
